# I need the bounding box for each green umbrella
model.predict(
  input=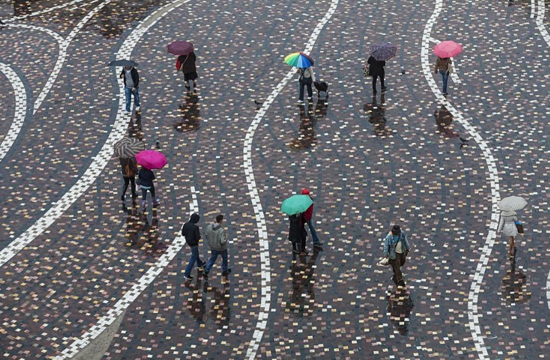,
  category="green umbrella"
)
[281,195,313,215]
